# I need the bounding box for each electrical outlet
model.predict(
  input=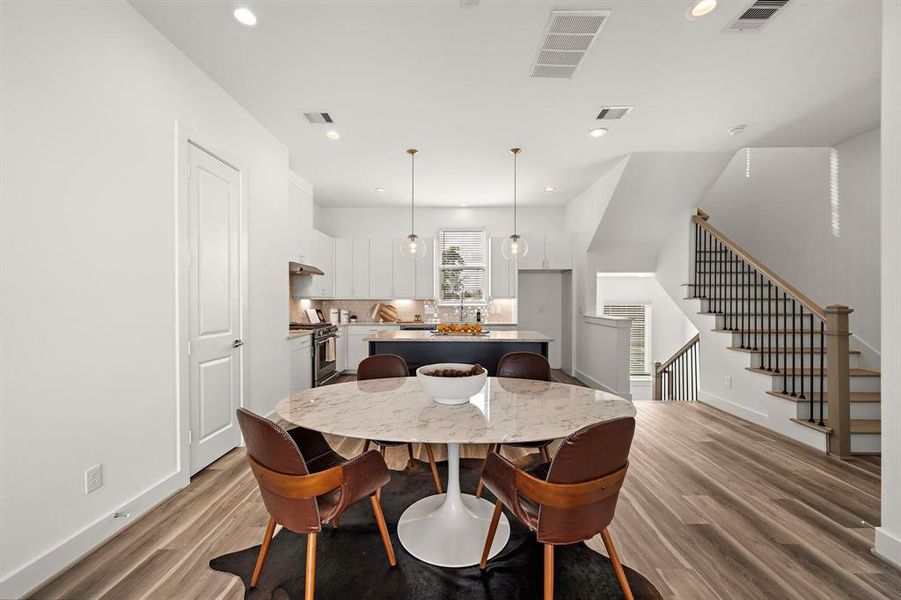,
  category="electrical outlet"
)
[725,375,732,389]
[85,464,103,495]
